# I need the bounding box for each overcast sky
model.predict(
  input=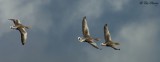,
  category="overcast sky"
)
[0,0,160,62]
